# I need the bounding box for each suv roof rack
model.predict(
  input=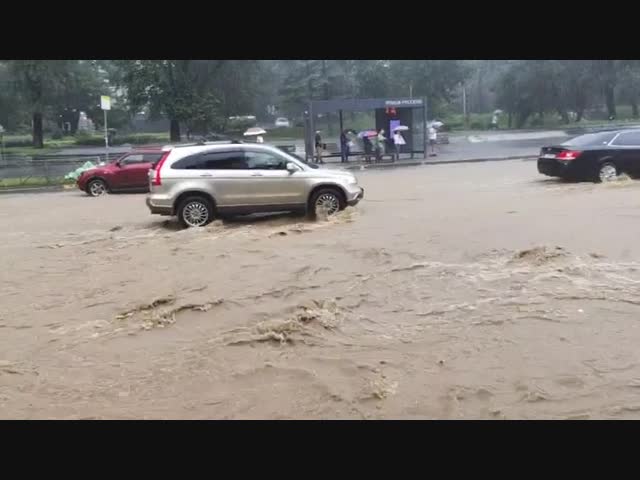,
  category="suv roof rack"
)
[162,140,243,150]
